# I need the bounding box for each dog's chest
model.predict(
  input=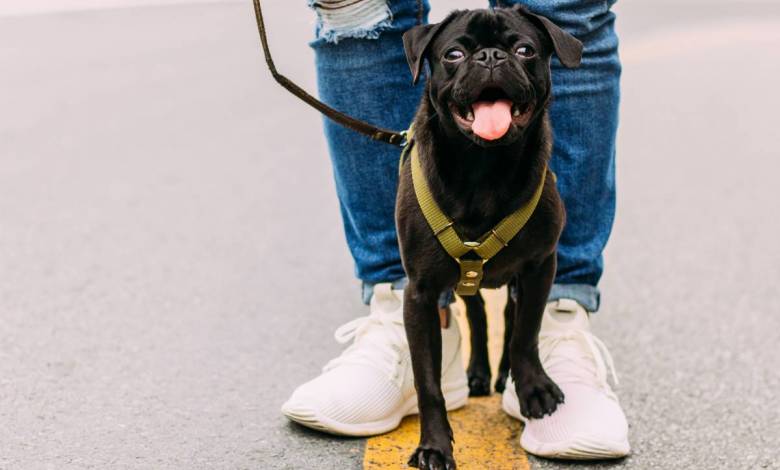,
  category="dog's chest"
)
[459,206,557,289]
[439,184,517,240]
